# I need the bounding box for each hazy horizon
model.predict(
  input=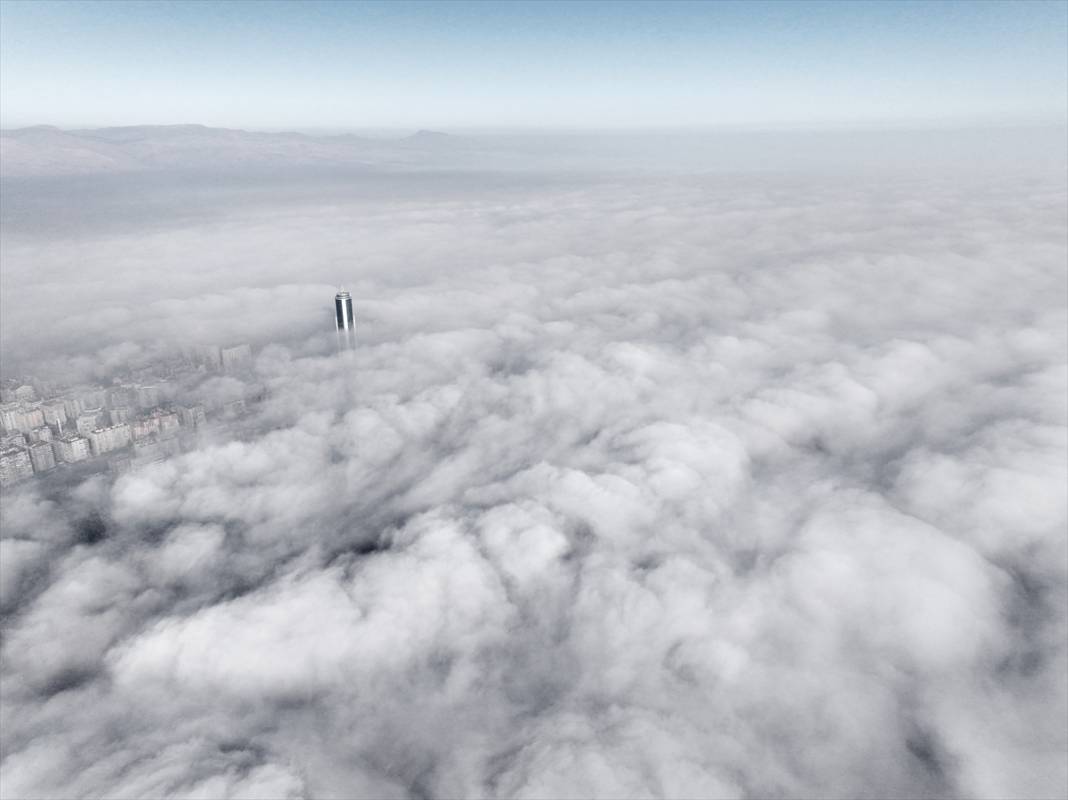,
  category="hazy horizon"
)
[3,121,1065,183]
